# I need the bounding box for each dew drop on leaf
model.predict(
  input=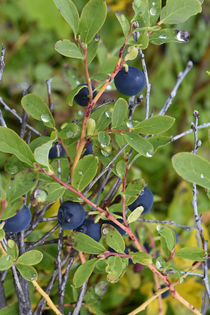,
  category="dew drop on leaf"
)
[41,114,50,123]
[150,8,157,16]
